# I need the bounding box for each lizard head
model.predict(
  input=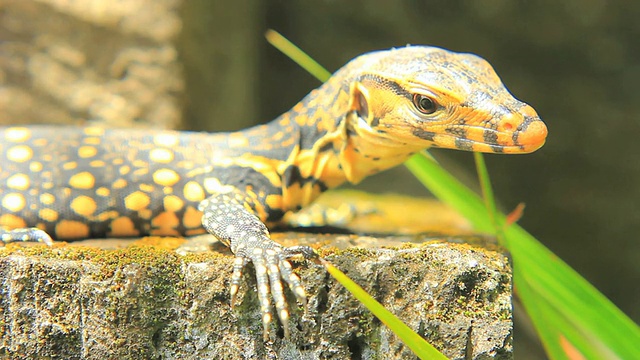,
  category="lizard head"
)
[344,46,547,154]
